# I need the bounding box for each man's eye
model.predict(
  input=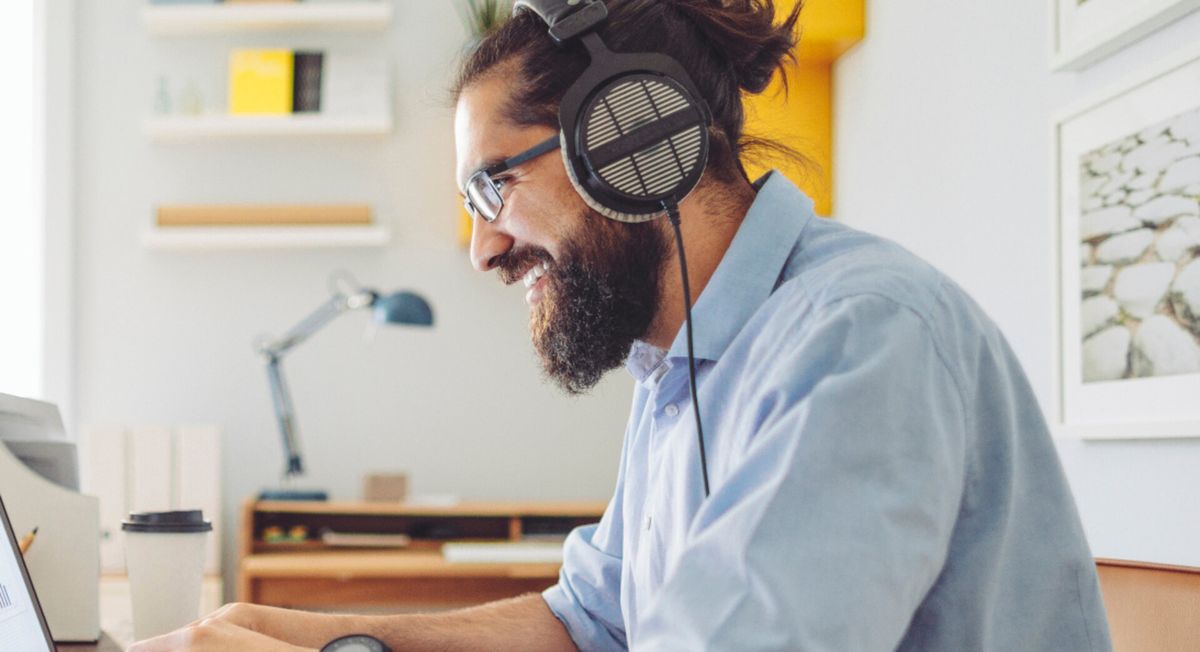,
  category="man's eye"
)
[493,175,511,190]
